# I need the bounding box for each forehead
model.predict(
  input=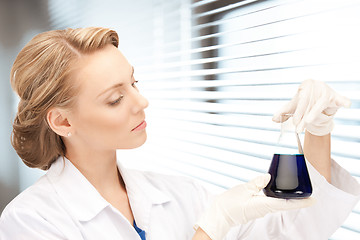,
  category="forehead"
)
[74,45,131,96]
